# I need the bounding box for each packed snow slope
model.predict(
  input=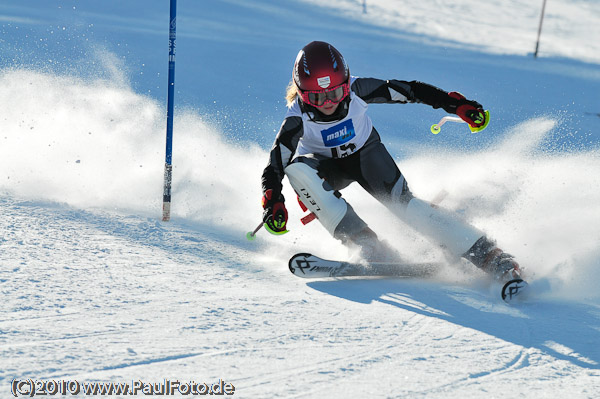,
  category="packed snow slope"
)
[1,0,600,398]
